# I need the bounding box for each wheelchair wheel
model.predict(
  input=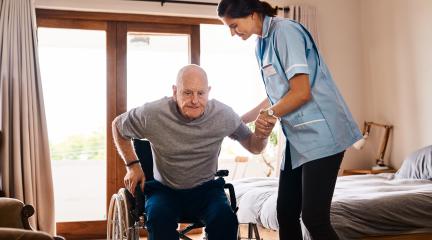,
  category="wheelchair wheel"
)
[117,188,133,230]
[107,193,124,240]
[107,189,136,240]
